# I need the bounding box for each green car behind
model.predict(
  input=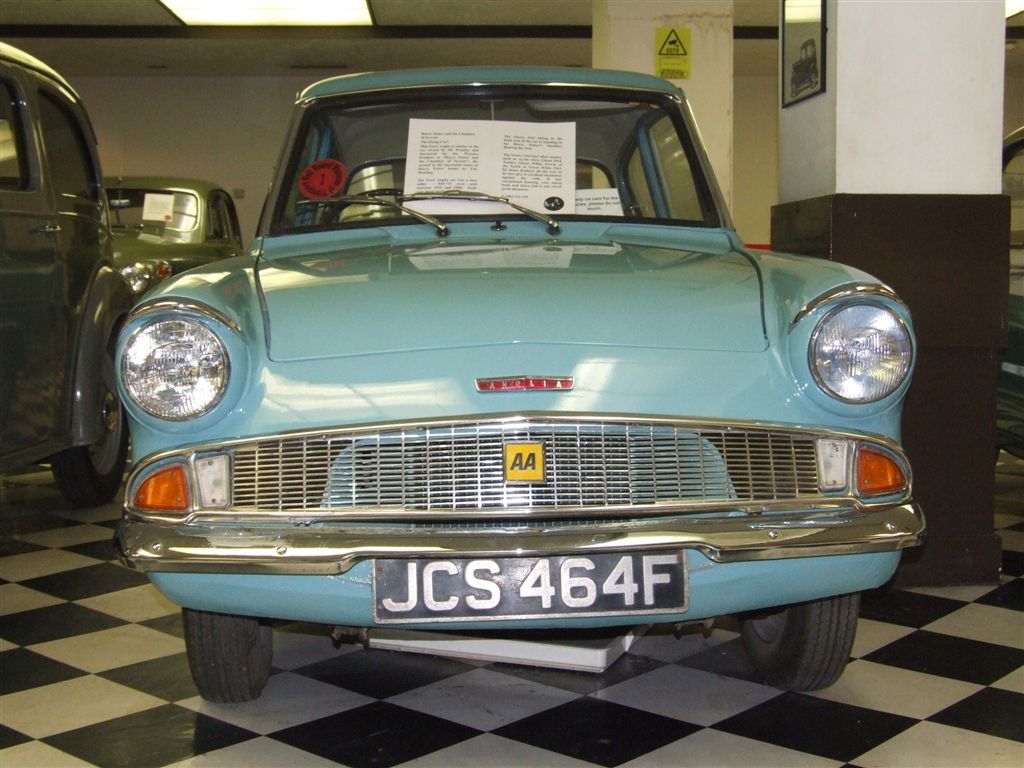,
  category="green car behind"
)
[106,176,244,296]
